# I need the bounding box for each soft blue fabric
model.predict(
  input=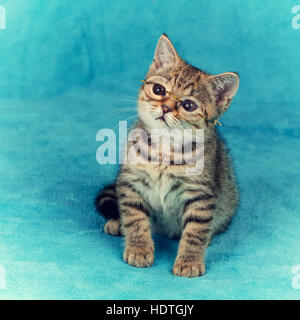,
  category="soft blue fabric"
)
[0,0,300,300]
